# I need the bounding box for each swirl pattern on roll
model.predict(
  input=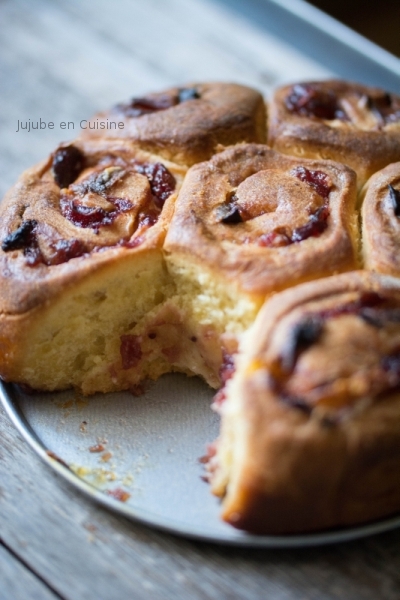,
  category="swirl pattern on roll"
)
[362,161,400,276]
[82,82,267,166]
[165,143,359,298]
[268,80,400,188]
[211,271,400,534]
